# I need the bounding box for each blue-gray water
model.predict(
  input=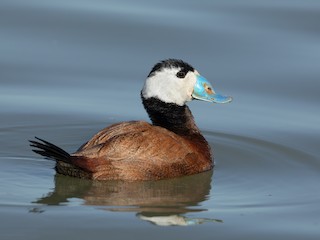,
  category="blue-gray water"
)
[1,0,320,239]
